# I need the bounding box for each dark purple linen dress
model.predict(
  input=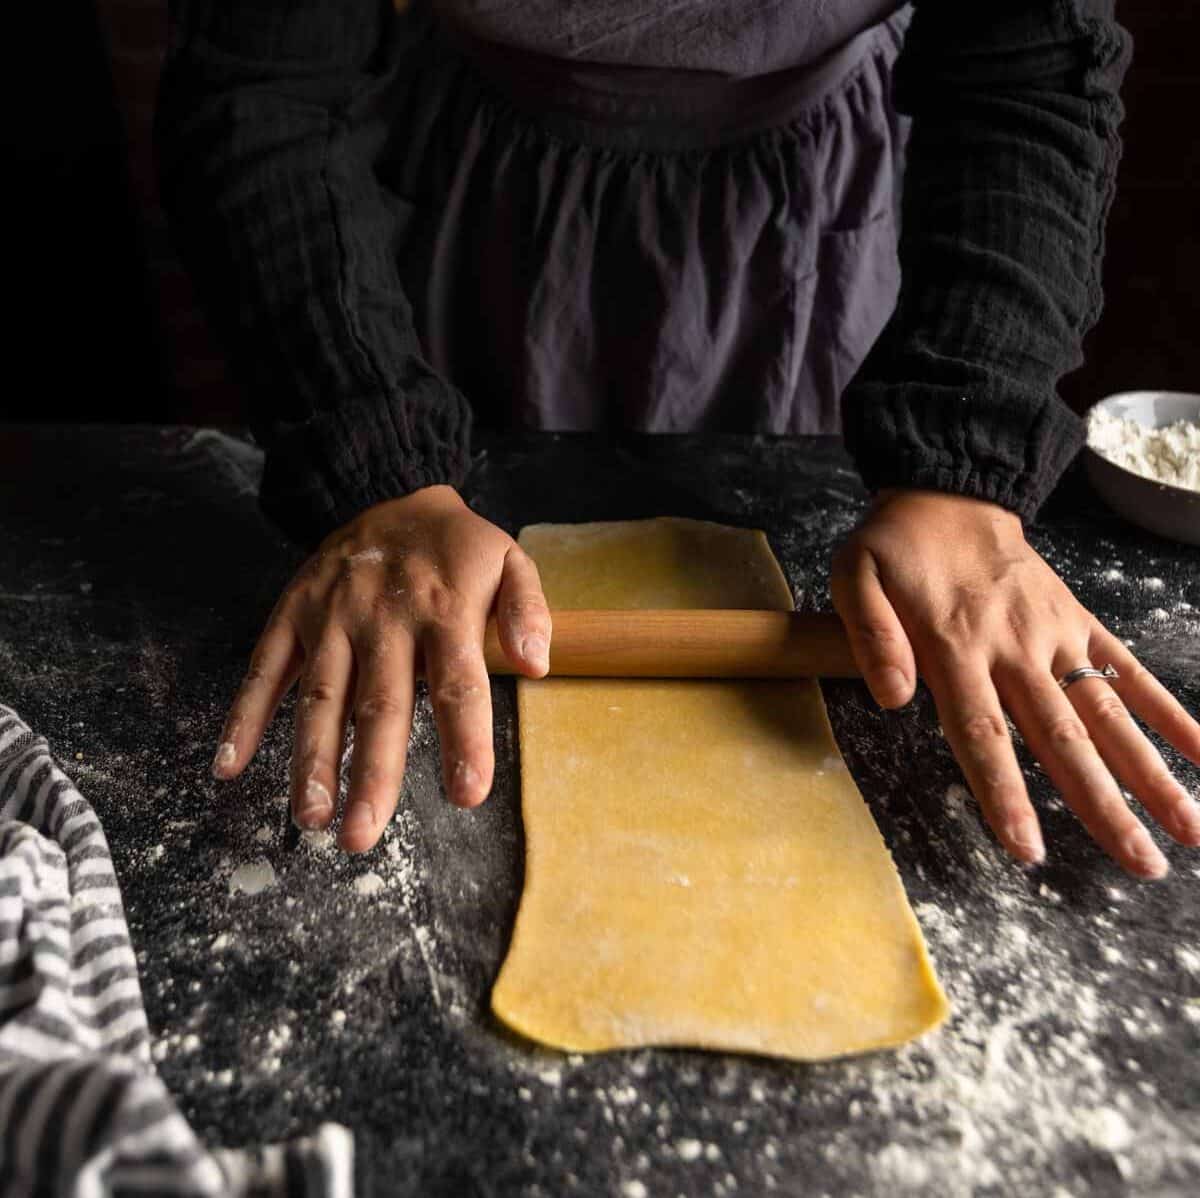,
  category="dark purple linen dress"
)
[380,0,913,435]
